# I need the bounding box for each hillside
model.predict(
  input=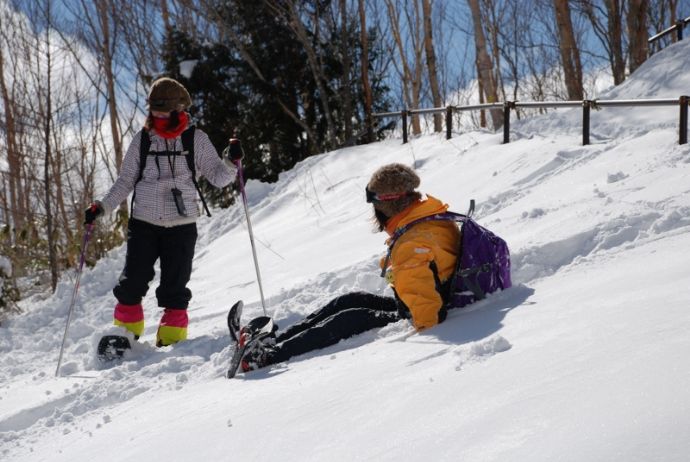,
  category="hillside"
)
[1,40,690,461]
